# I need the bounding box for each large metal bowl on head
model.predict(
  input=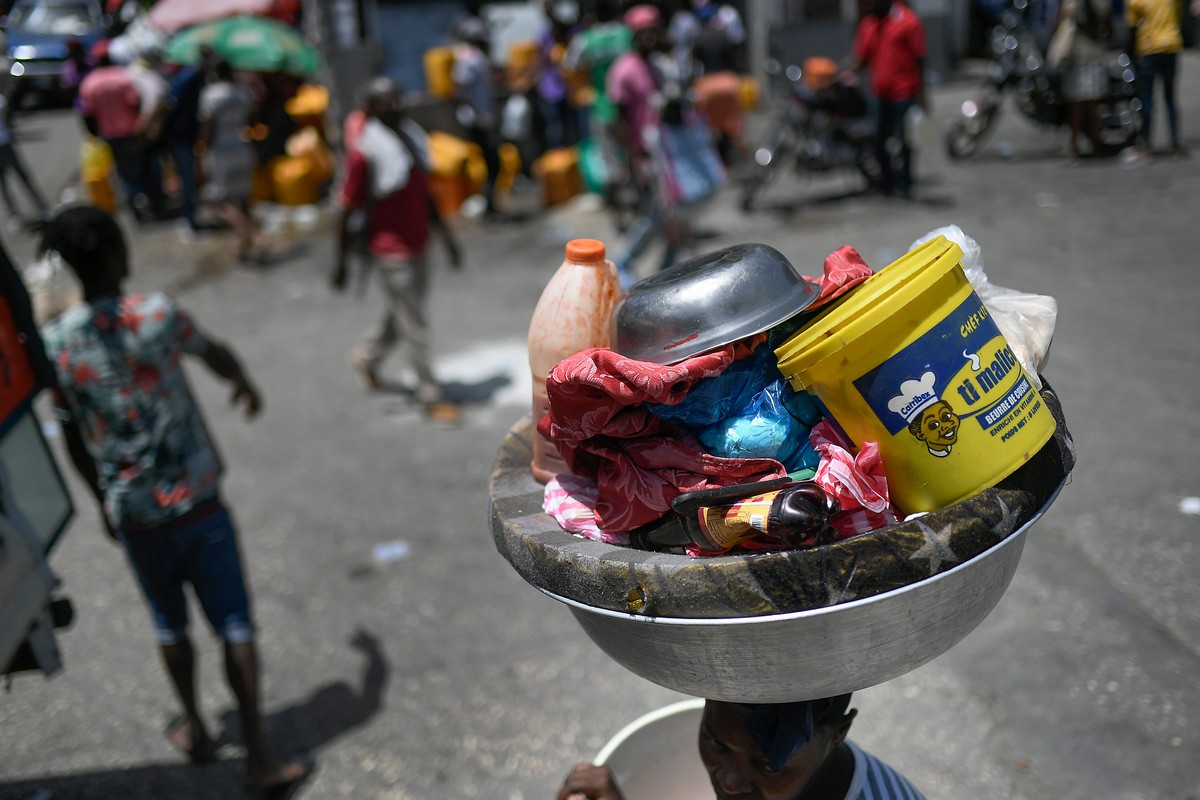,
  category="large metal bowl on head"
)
[489,384,1074,703]
[541,481,1061,703]
[611,243,821,364]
